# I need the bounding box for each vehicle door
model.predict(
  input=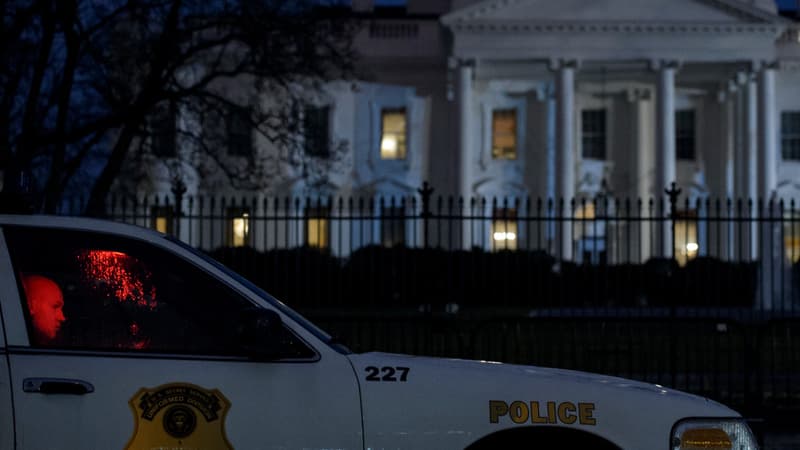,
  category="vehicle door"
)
[0,224,363,450]
[0,251,14,450]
